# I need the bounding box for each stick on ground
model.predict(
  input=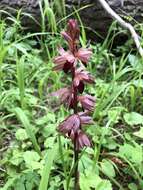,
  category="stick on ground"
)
[98,0,143,57]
